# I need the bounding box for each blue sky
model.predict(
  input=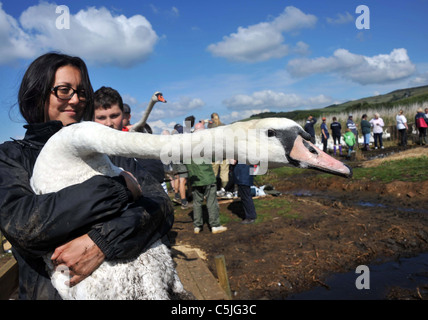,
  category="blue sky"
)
[1,0,428,142]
